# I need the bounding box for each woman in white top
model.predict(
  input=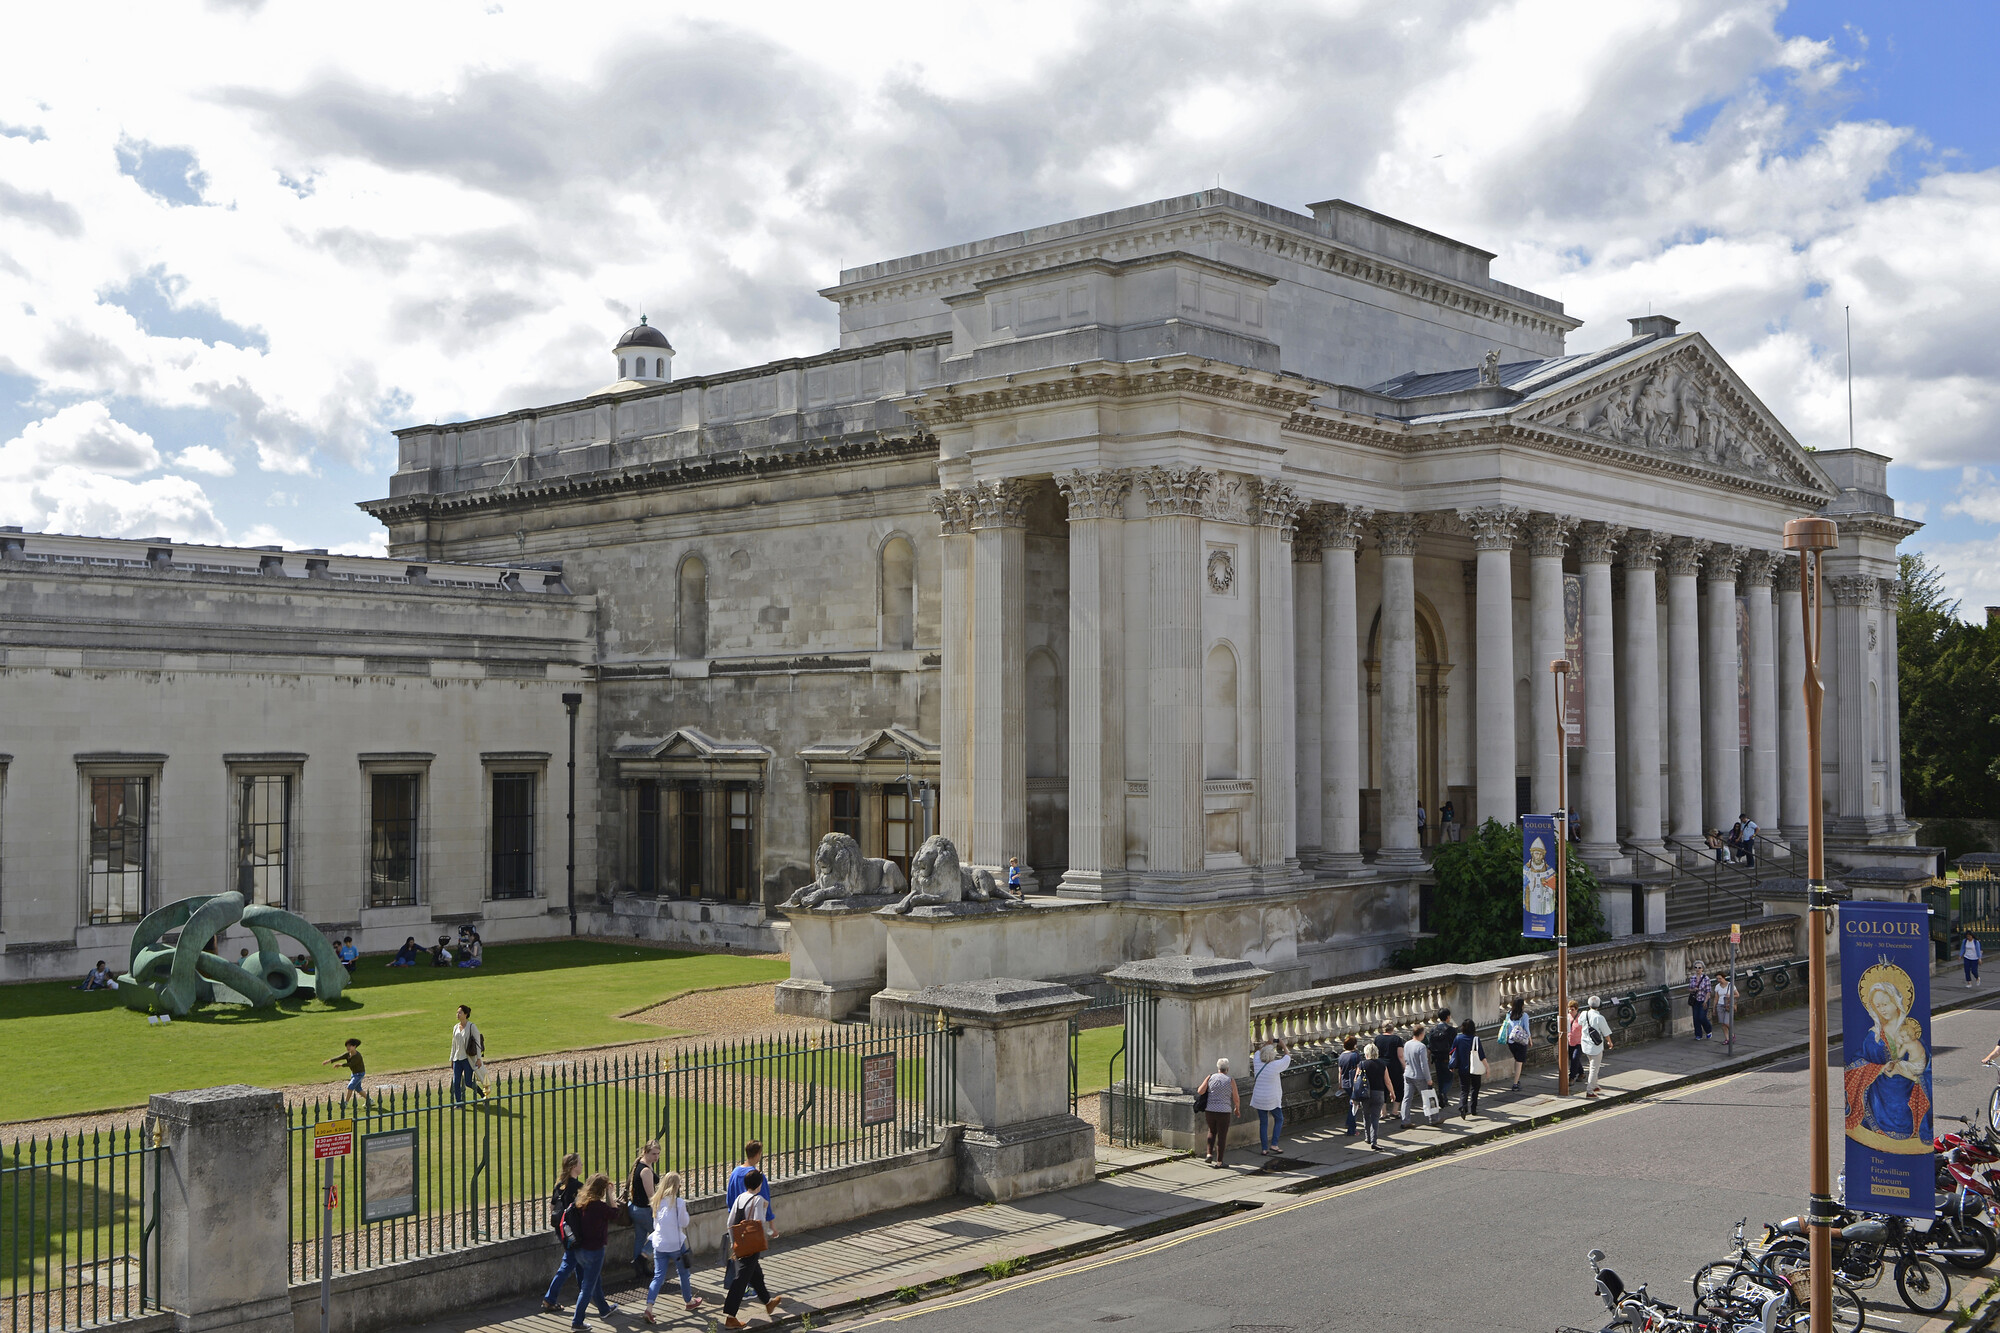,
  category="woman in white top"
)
[642,1171,701,1320]
[1711,974,1739,1044]
[1250,1039,1291,1157]
[1498,999,1532,1092]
